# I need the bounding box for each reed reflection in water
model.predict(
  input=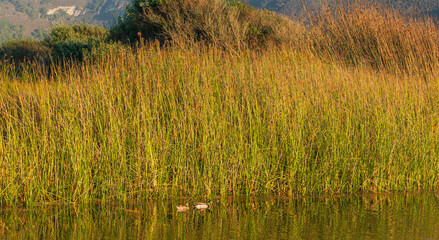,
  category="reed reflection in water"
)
[1,193,439,239]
